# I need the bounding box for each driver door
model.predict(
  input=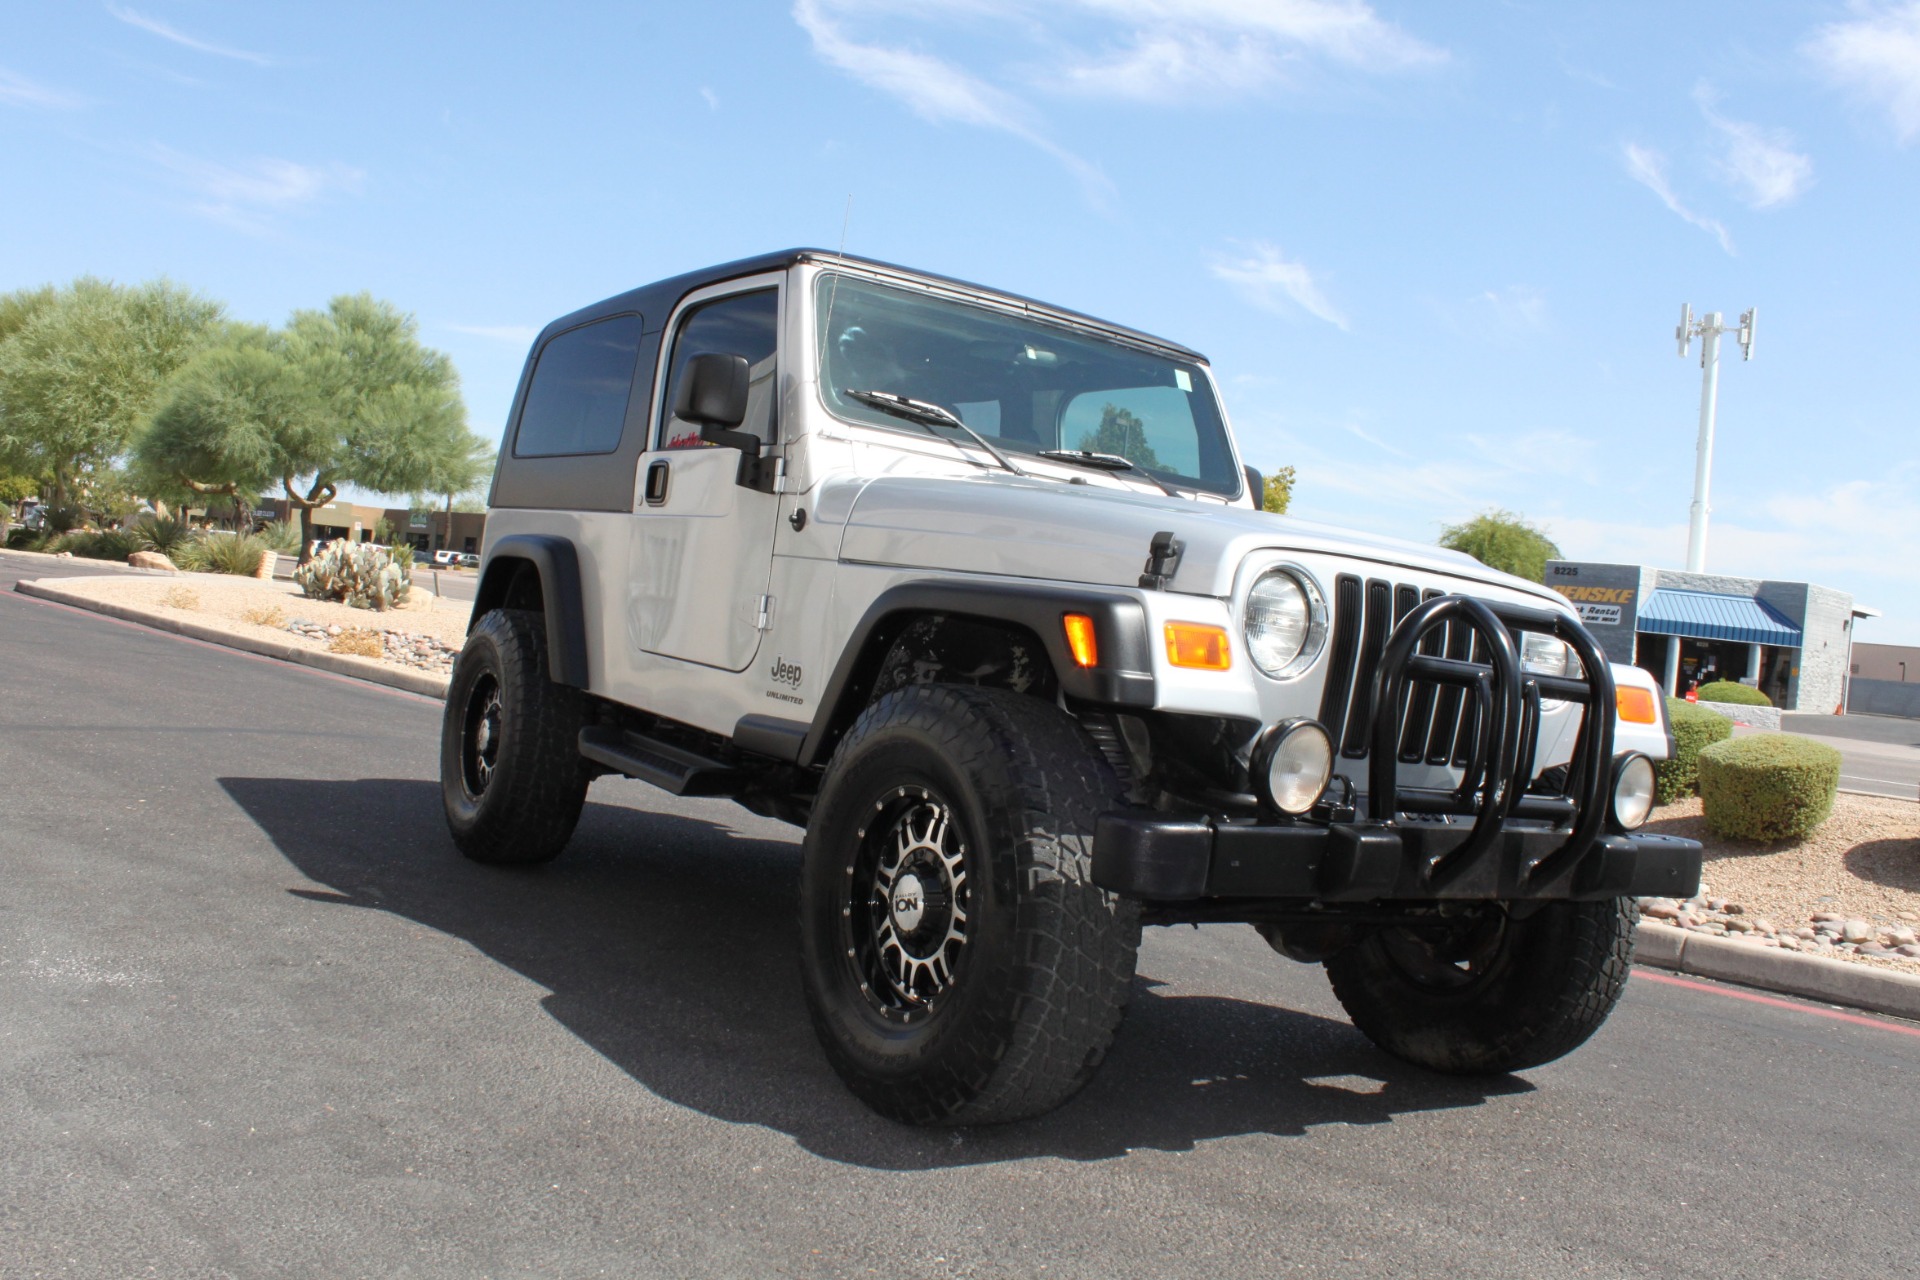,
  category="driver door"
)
[627,279,783,672]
